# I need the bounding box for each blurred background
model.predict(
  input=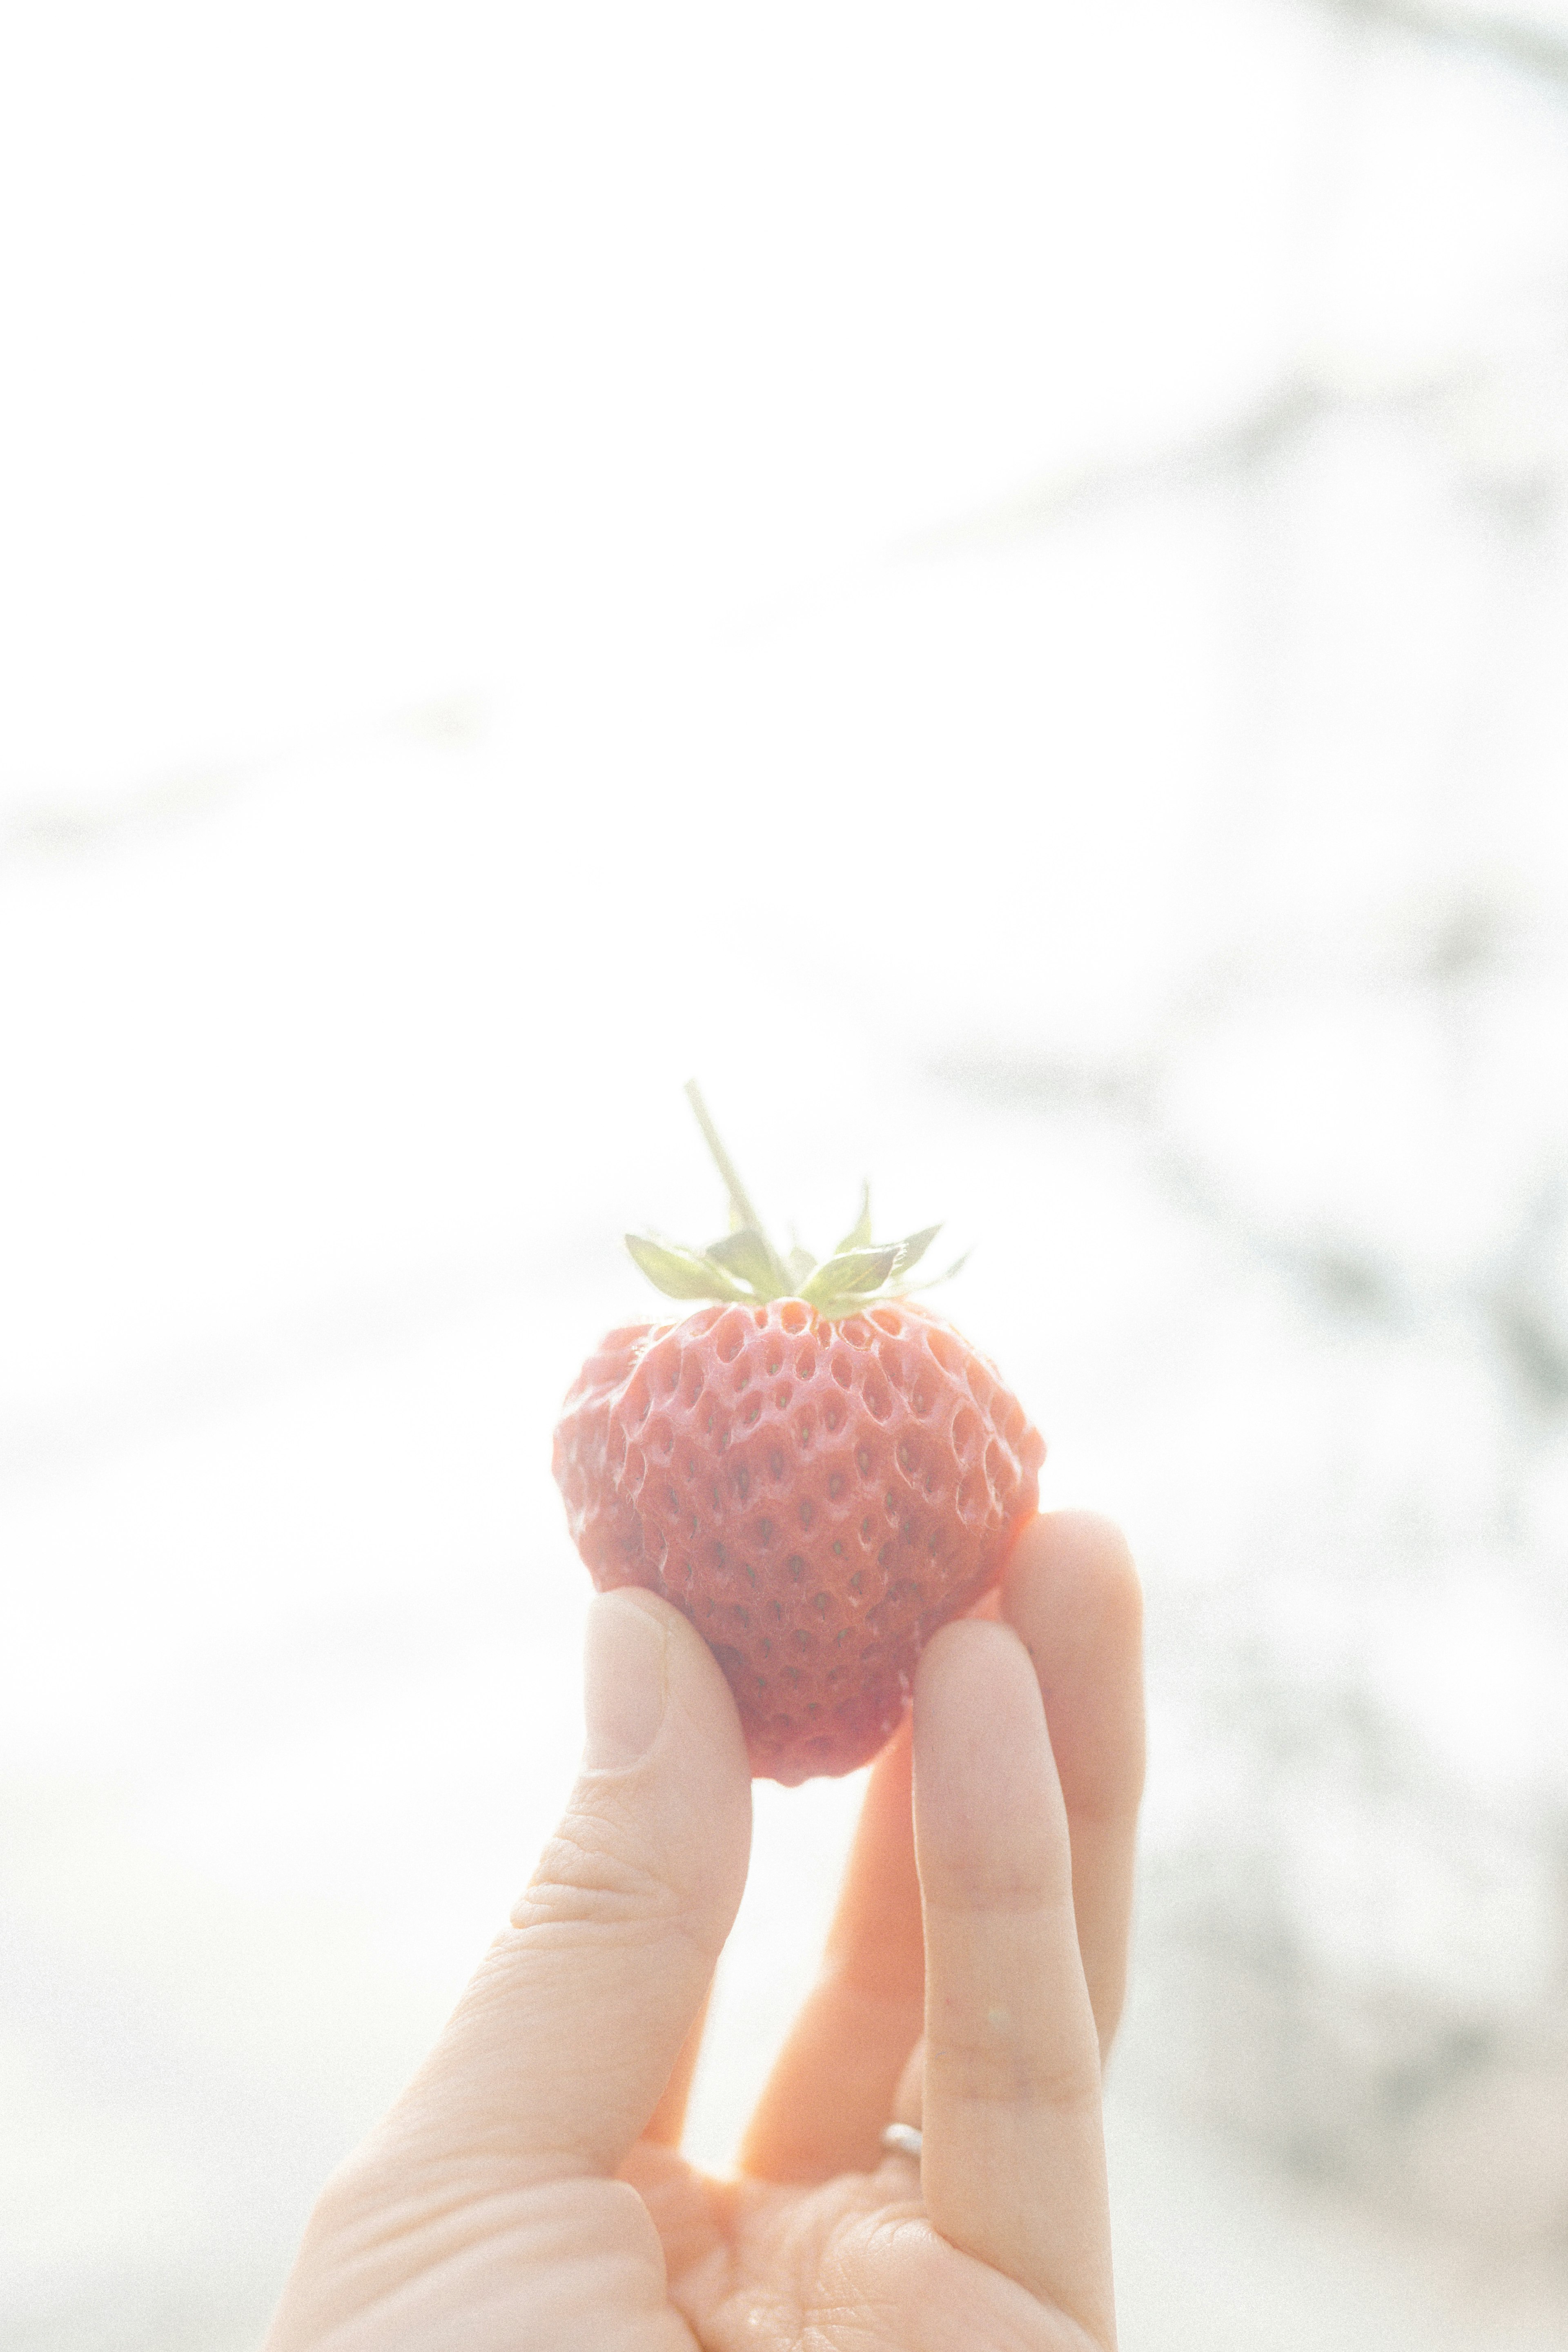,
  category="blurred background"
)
[2,2,1567,2344]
